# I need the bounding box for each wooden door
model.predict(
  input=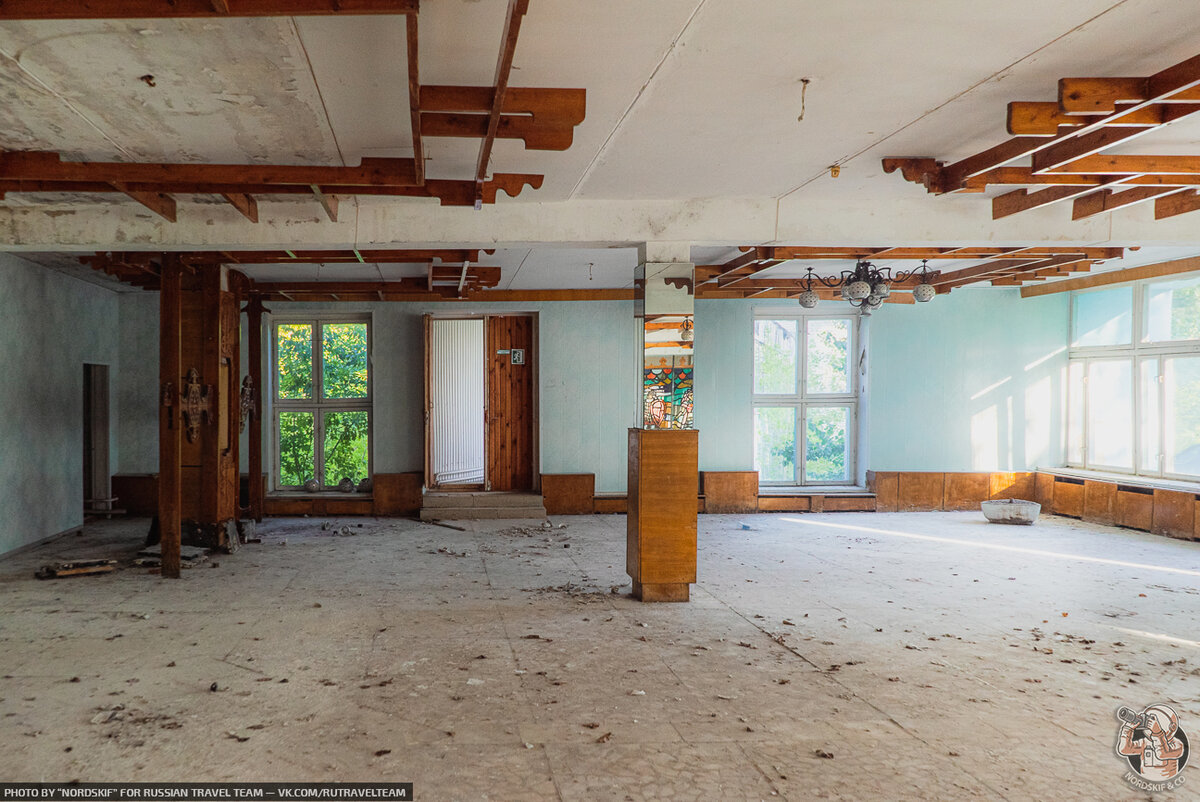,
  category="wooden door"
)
[486,315,535,491]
